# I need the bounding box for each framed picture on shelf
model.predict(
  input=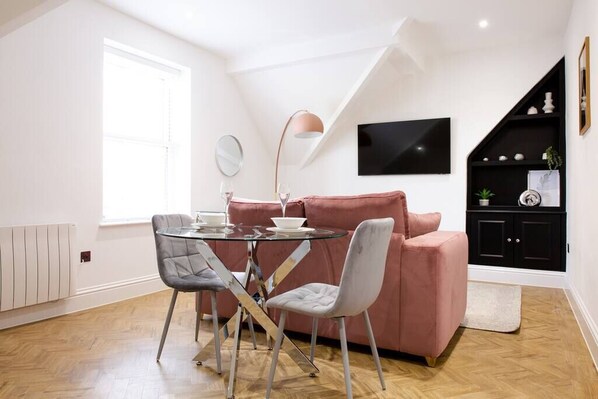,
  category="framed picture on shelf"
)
[579,36,591,135]
[528,170,560,207]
